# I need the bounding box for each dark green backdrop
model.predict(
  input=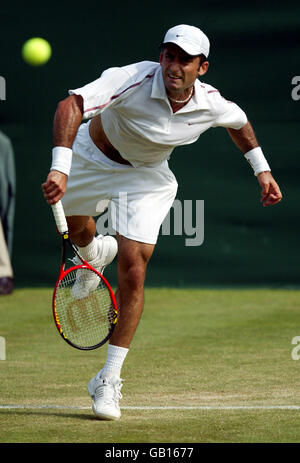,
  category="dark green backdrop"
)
[1,0,299,287]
